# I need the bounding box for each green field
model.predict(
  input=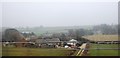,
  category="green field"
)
[2,47,76,56]
[2,44,119,56]
[89,44,119,56]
